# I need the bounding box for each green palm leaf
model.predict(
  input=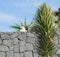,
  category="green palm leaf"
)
[10,19,29,31]
[10,24,21,31]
